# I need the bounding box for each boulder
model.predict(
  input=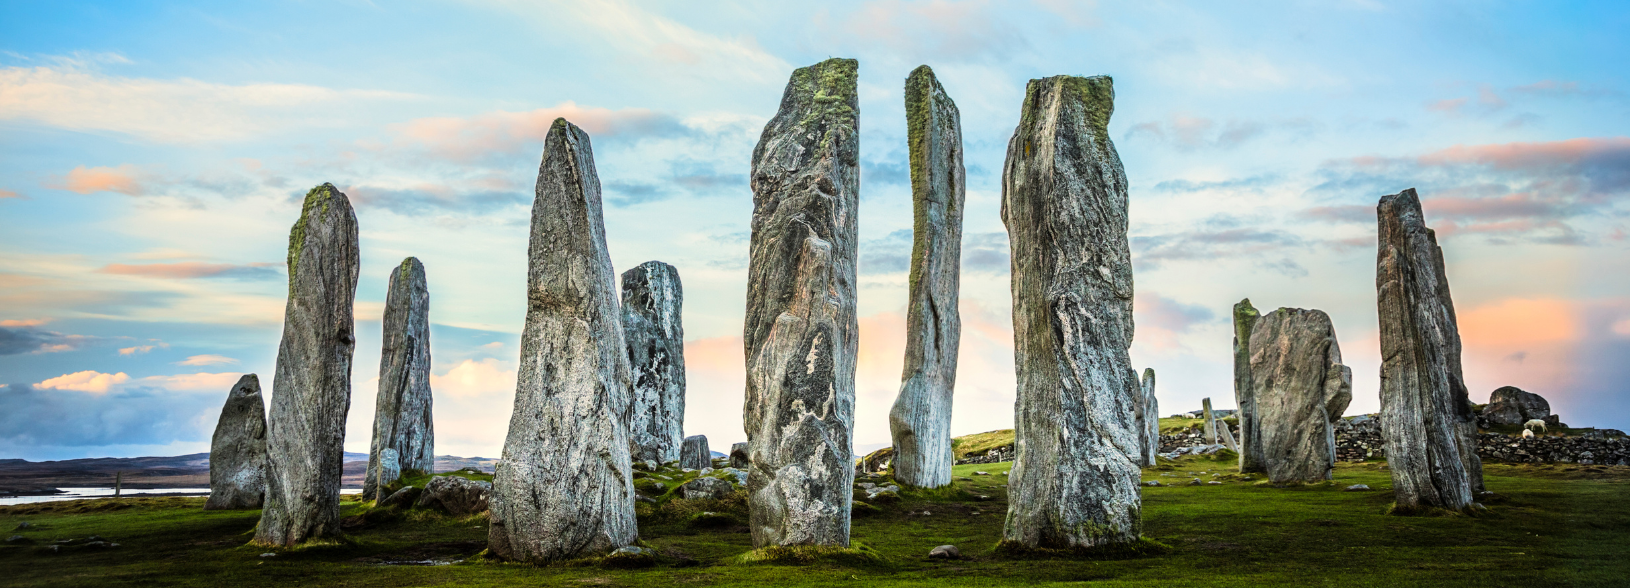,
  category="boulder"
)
[1376,188,1484,511]
[487,118,637,563]
[889,65,965,490]
[1001,74,1142,550]
[205,374,268,510]
[378,485,420,509]
[416,476,490,515]
[1482,386,1550,425]
[680,435,710,471]
[364,257,436,501]
[742,58,860,548]
[729,442,750,469]
[928,544,961,560]
[678,477,734,500]
[255,183,359,546]
[621,261,686,464]
[1233,299,1265,473]
[602,545,656,568]
[1249,308,1353,483]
